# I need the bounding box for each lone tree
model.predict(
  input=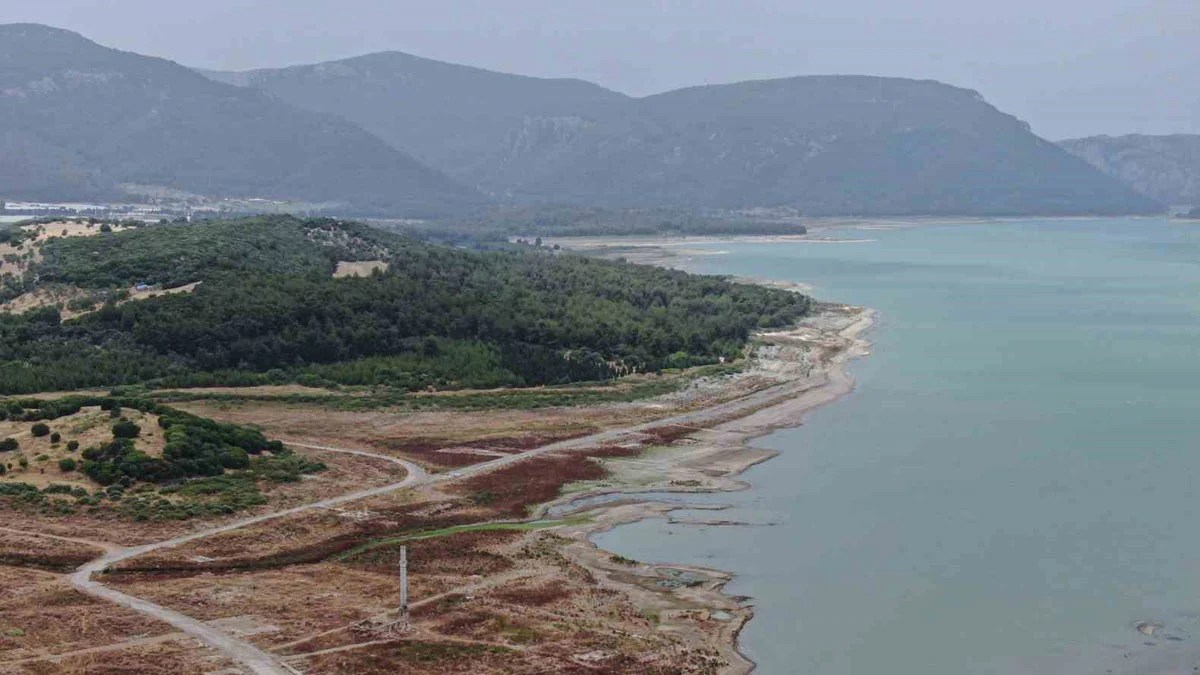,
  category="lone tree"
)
[30,423,50,437]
